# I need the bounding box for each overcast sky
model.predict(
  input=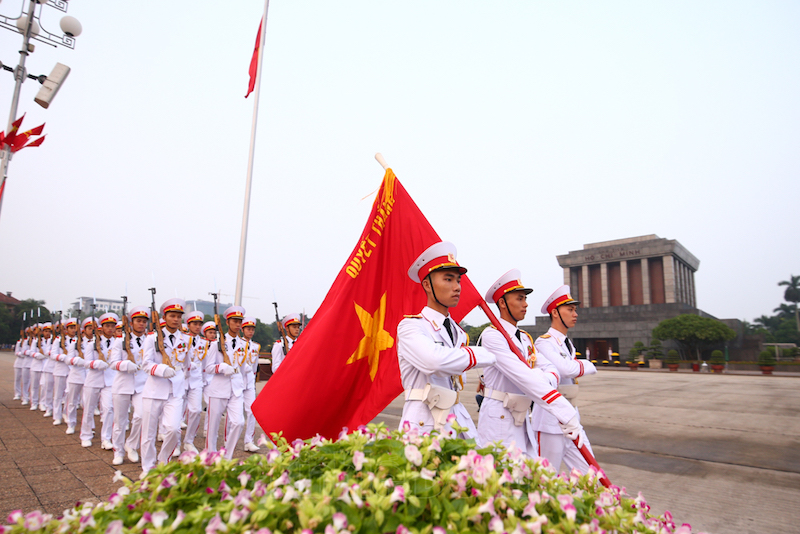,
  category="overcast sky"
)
[1,1,798,327]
